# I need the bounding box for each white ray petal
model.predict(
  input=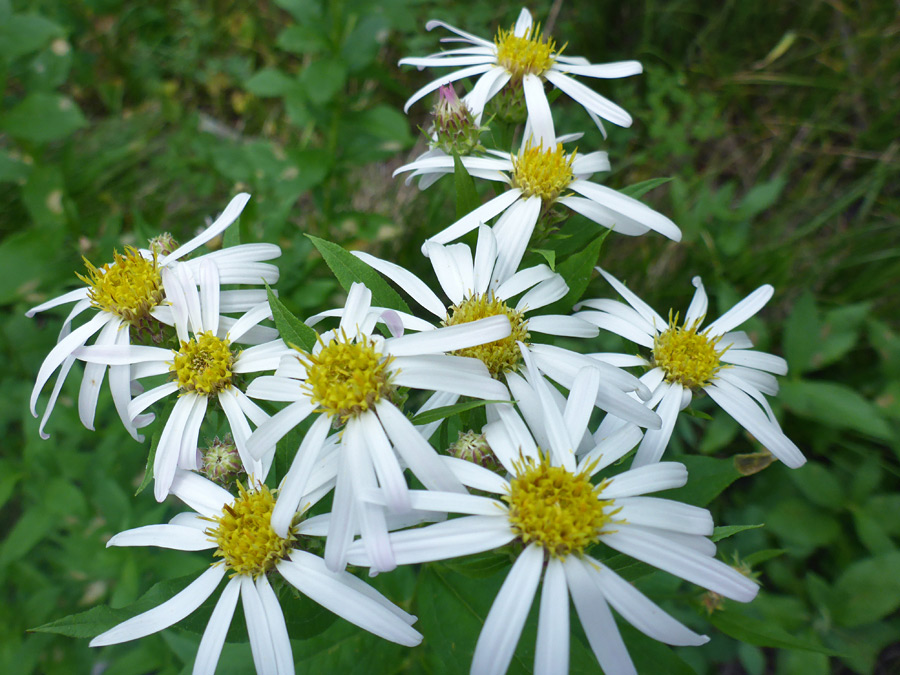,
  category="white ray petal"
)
[570,180,682,241]
[545,70,633,127]
[705,285,774,337]
[632,382,682,467]
[107,524,214,551]
[352,251,445,318]
[425,189,523,247]
[535,557,569,675]
[193,577,240,675]
[161,194,250,264]
[602,462,688,499]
